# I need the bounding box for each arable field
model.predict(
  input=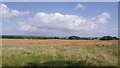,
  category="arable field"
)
[2,39,118,66]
